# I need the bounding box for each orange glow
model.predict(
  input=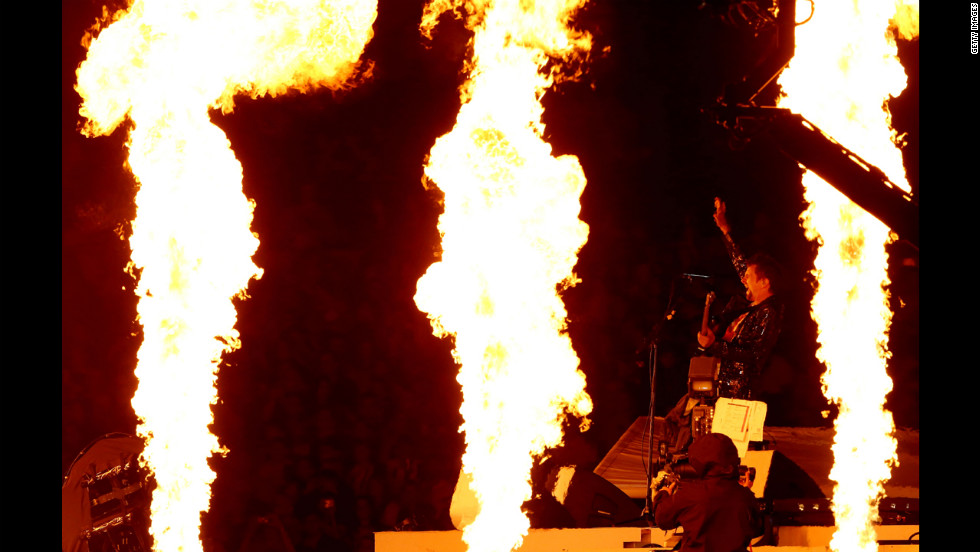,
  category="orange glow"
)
[414,1,593,551]
[75,1,377,550]
[776,1,917,550]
